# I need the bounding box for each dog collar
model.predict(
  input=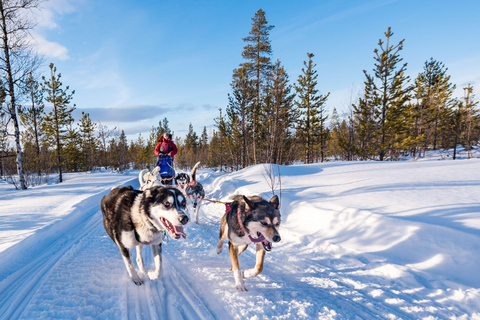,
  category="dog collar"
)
[236,205,265,243]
